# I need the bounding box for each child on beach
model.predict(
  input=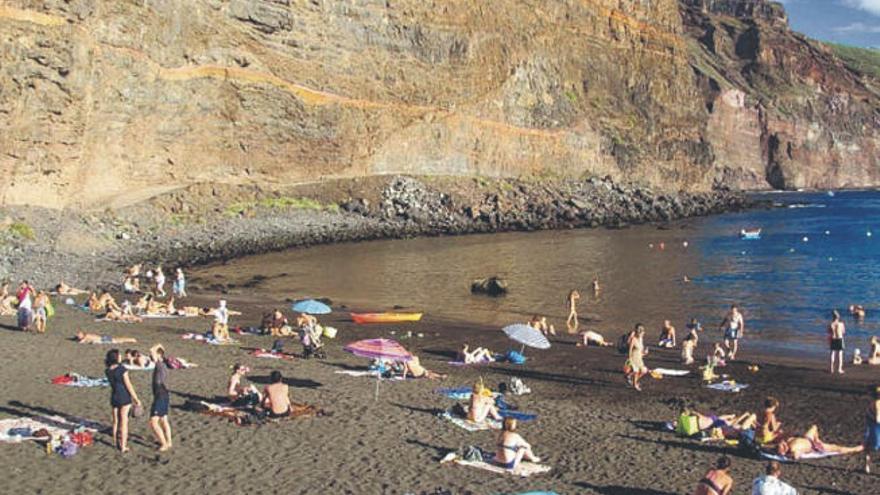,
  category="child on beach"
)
[658,320,676,348]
